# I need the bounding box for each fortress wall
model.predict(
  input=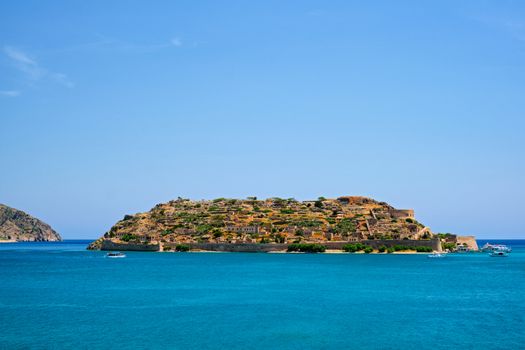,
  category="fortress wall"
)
[456,236,478,251]
[323,239,440,251]
[101,240,160,251]
[361,239,440,251]
[102,239,440,252]
[163,239,441,252]
[185,243,288,252]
